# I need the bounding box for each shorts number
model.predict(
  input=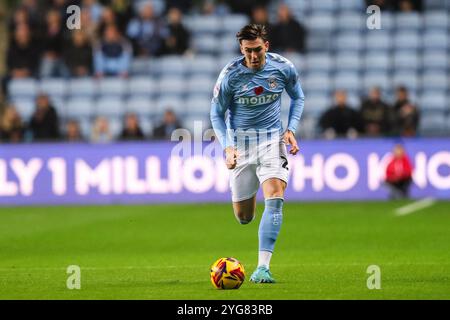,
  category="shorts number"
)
[281,156,289,171]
